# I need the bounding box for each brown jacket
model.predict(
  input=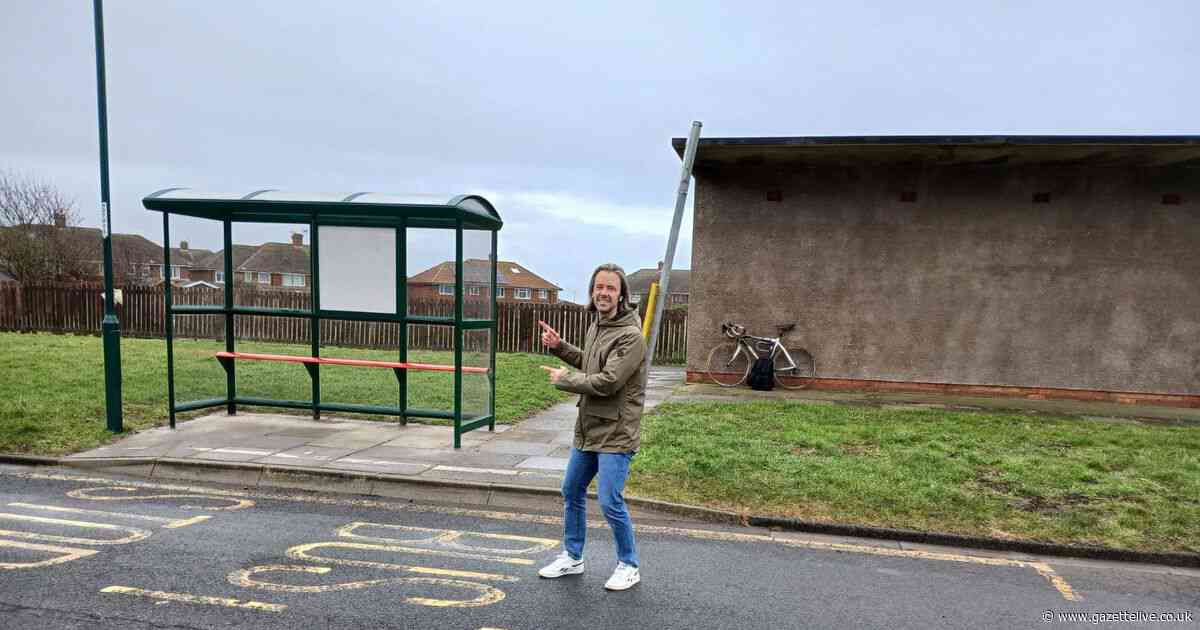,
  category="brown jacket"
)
[550,308,647,452]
